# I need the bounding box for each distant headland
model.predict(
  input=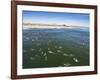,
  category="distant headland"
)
[23,23,87,29]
